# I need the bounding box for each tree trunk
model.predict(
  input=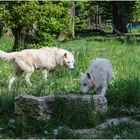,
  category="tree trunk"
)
[0,22,4,37]
[112,1,128,34]
[12,27,22,51]
[95,4,98,30]
[69,0,75,38]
